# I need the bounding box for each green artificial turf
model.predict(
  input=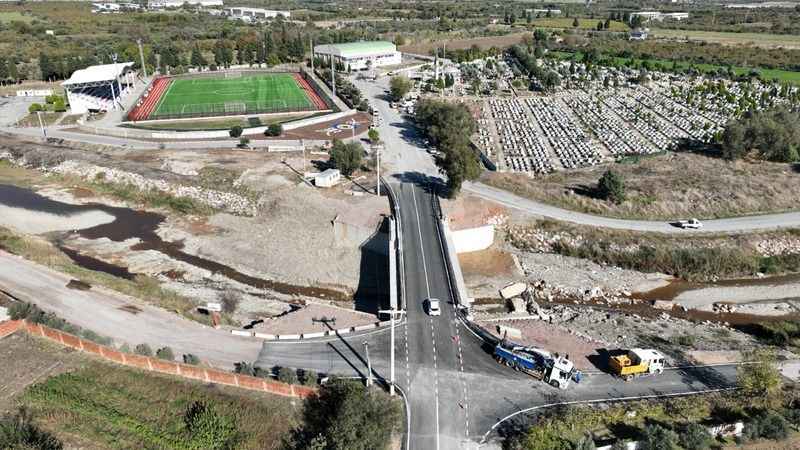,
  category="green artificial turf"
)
[151,73,315,119]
